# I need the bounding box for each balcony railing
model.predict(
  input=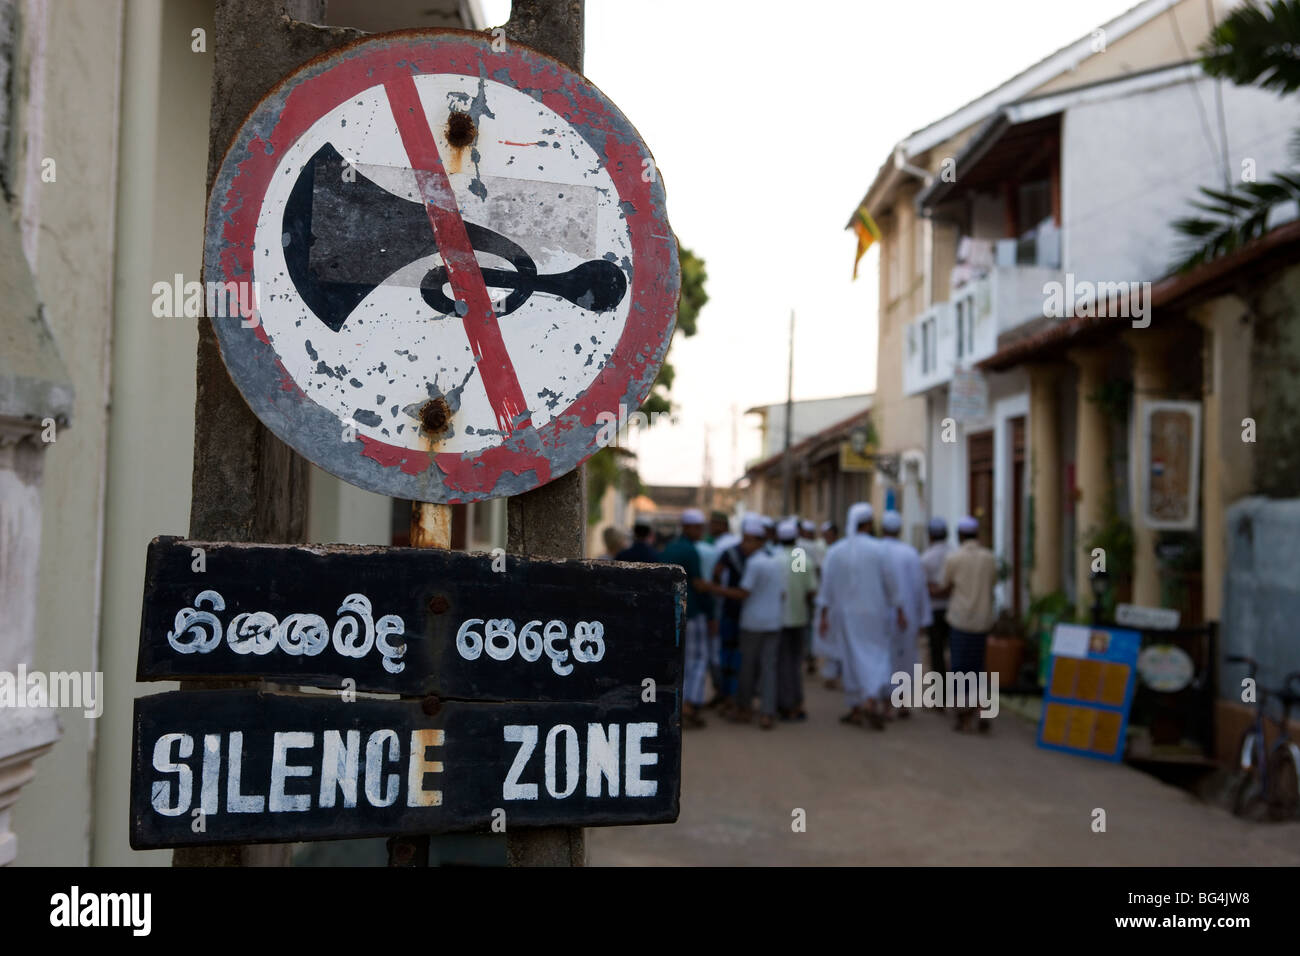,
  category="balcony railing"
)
[903,301,953,396]
[902,261,1063,396]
